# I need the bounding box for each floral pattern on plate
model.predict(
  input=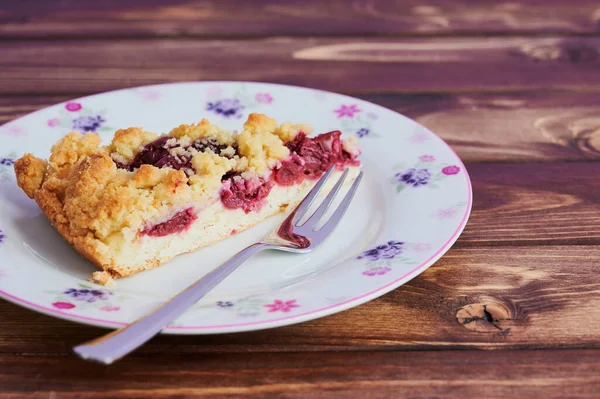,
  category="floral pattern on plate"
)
[205,85,274,119]
[1,124,26,138]
[392,155,461,192]
[334,104,380,138]
[357,241,418,276]
[0,152,16,182]
[135,88,164,102]
[47,102,112,133]
[265,299,300,313]
[434,201,469,220]
[47,284,128,312]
